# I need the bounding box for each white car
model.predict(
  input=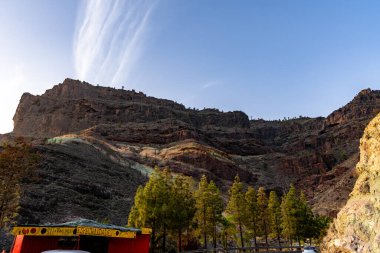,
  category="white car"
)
[302,246,318,253]
[41,251,90,253]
